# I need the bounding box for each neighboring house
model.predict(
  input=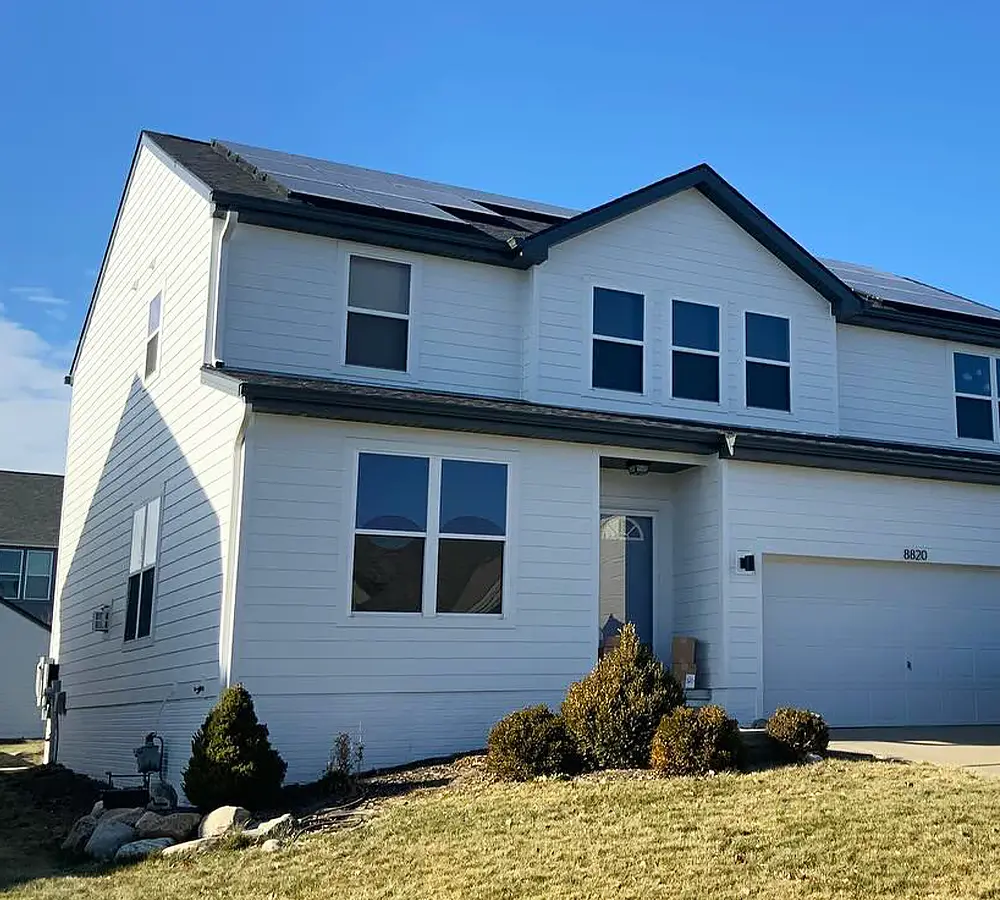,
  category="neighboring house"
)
[50,131,1000,785]
[0,470,62,737]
